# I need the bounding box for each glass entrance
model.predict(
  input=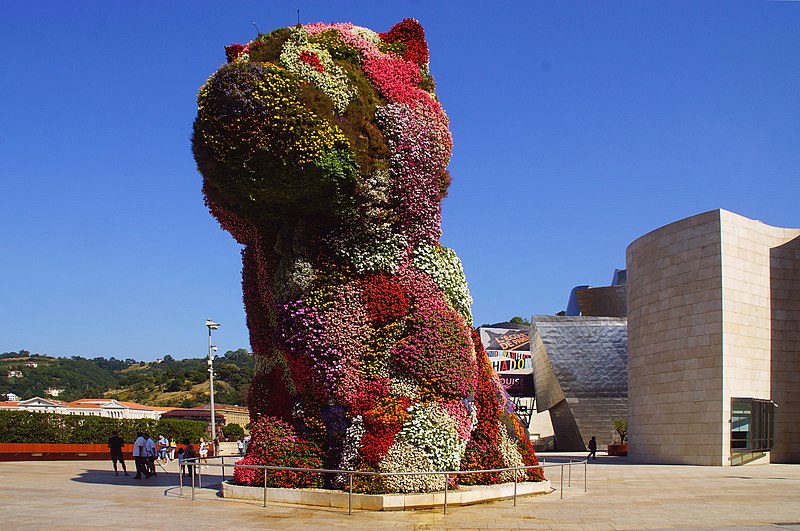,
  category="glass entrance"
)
[731,398,775,453]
